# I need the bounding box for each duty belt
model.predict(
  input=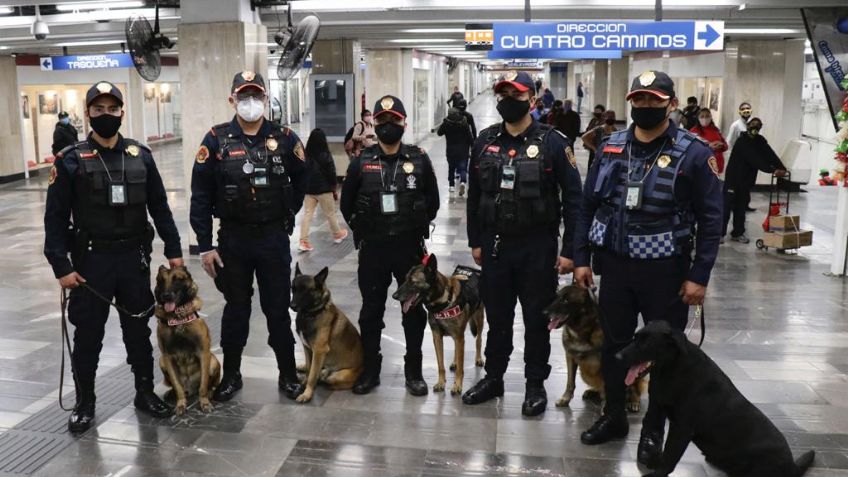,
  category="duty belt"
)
[220,220,286,237]
[80,234,148,253]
